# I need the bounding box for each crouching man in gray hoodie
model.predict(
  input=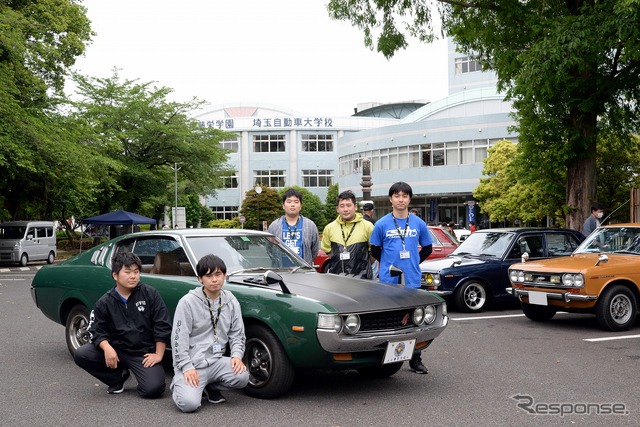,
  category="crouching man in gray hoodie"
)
[171,254,250,412]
